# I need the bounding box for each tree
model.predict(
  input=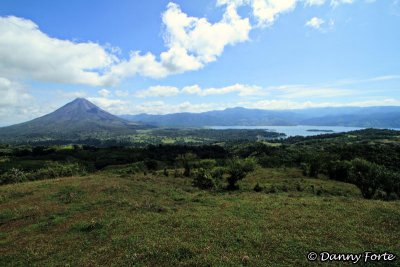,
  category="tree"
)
[328,160,351,182]
[226,158,254,190]
[193,168,216,189]
[177,153,198,177]
[349,158,384,199]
